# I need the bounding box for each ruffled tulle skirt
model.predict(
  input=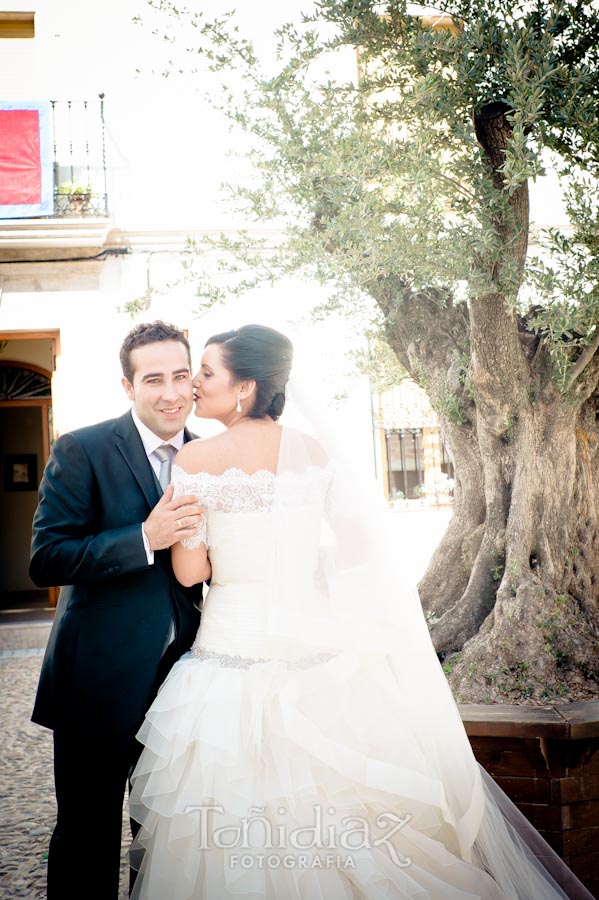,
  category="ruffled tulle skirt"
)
[129,651,582,900]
